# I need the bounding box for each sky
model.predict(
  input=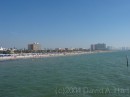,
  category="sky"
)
[0,0,130,49]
